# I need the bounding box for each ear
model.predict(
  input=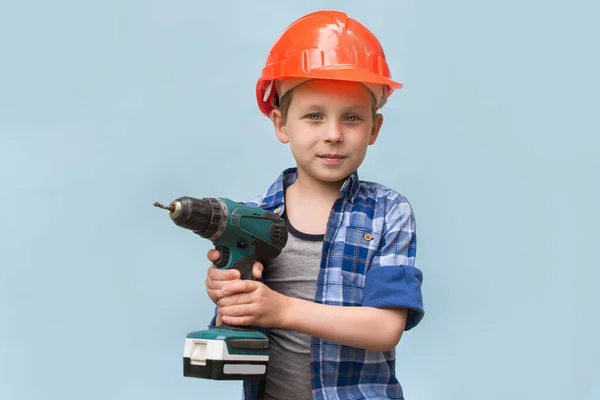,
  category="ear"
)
[270,109,289,144]
[368,113,384,145]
